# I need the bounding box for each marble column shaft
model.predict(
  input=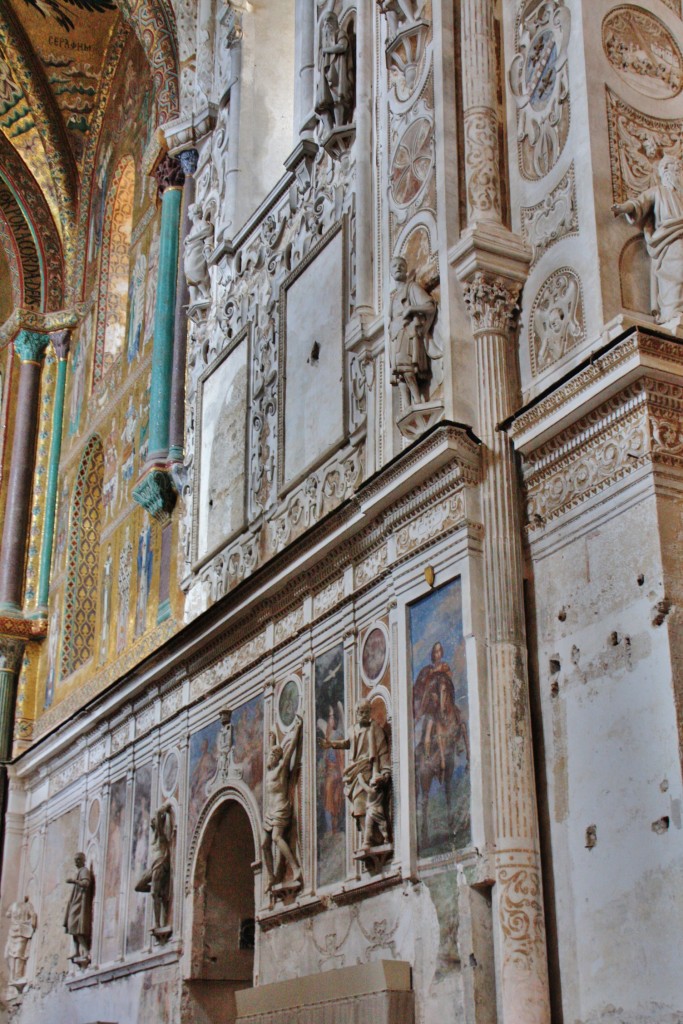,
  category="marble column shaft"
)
[464,274,551,1024]
[0,330,50,614]
[168,149,198,464]
[460,0,502,222]
[37,329,70,612]
[148,155,185,463]
[295,0,315,137]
